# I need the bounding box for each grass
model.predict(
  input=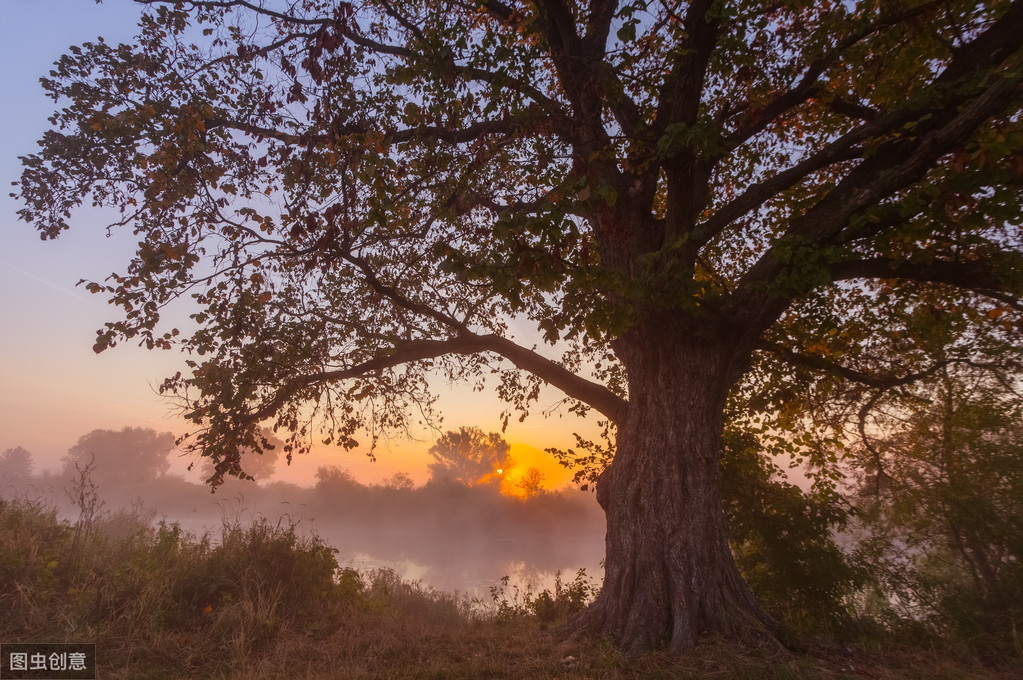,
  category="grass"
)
[0,496,1018,679]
